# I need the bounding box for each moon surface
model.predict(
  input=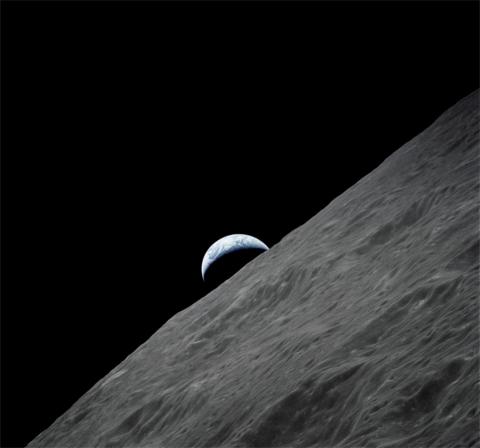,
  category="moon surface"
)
[201,234,269,280]
[27,90,479,448]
